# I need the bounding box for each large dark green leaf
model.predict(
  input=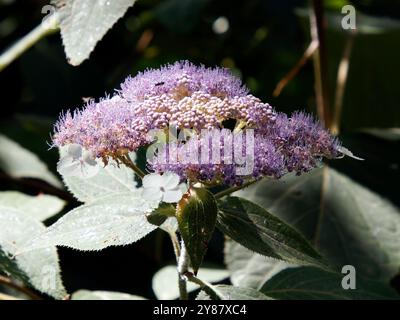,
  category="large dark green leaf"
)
[260,266,399,300]
[236,167,400,279]
[177,188,218,274]
[224,240,290,289]
[217,196,327,269]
